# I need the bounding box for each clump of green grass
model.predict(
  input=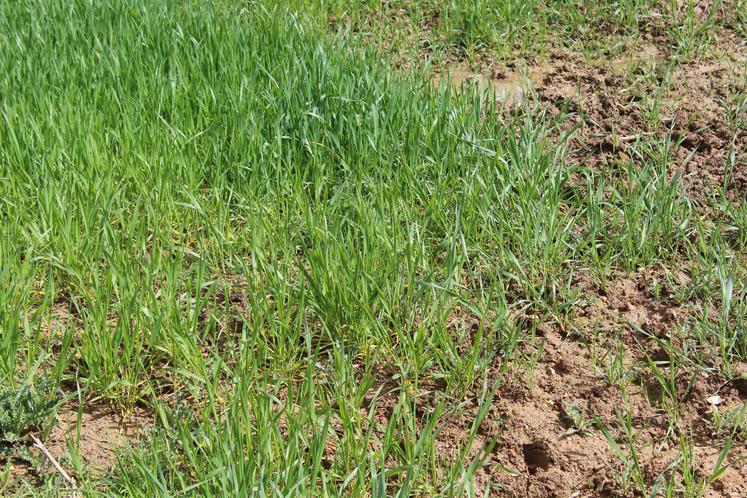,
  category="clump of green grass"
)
[561,401,594,436]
